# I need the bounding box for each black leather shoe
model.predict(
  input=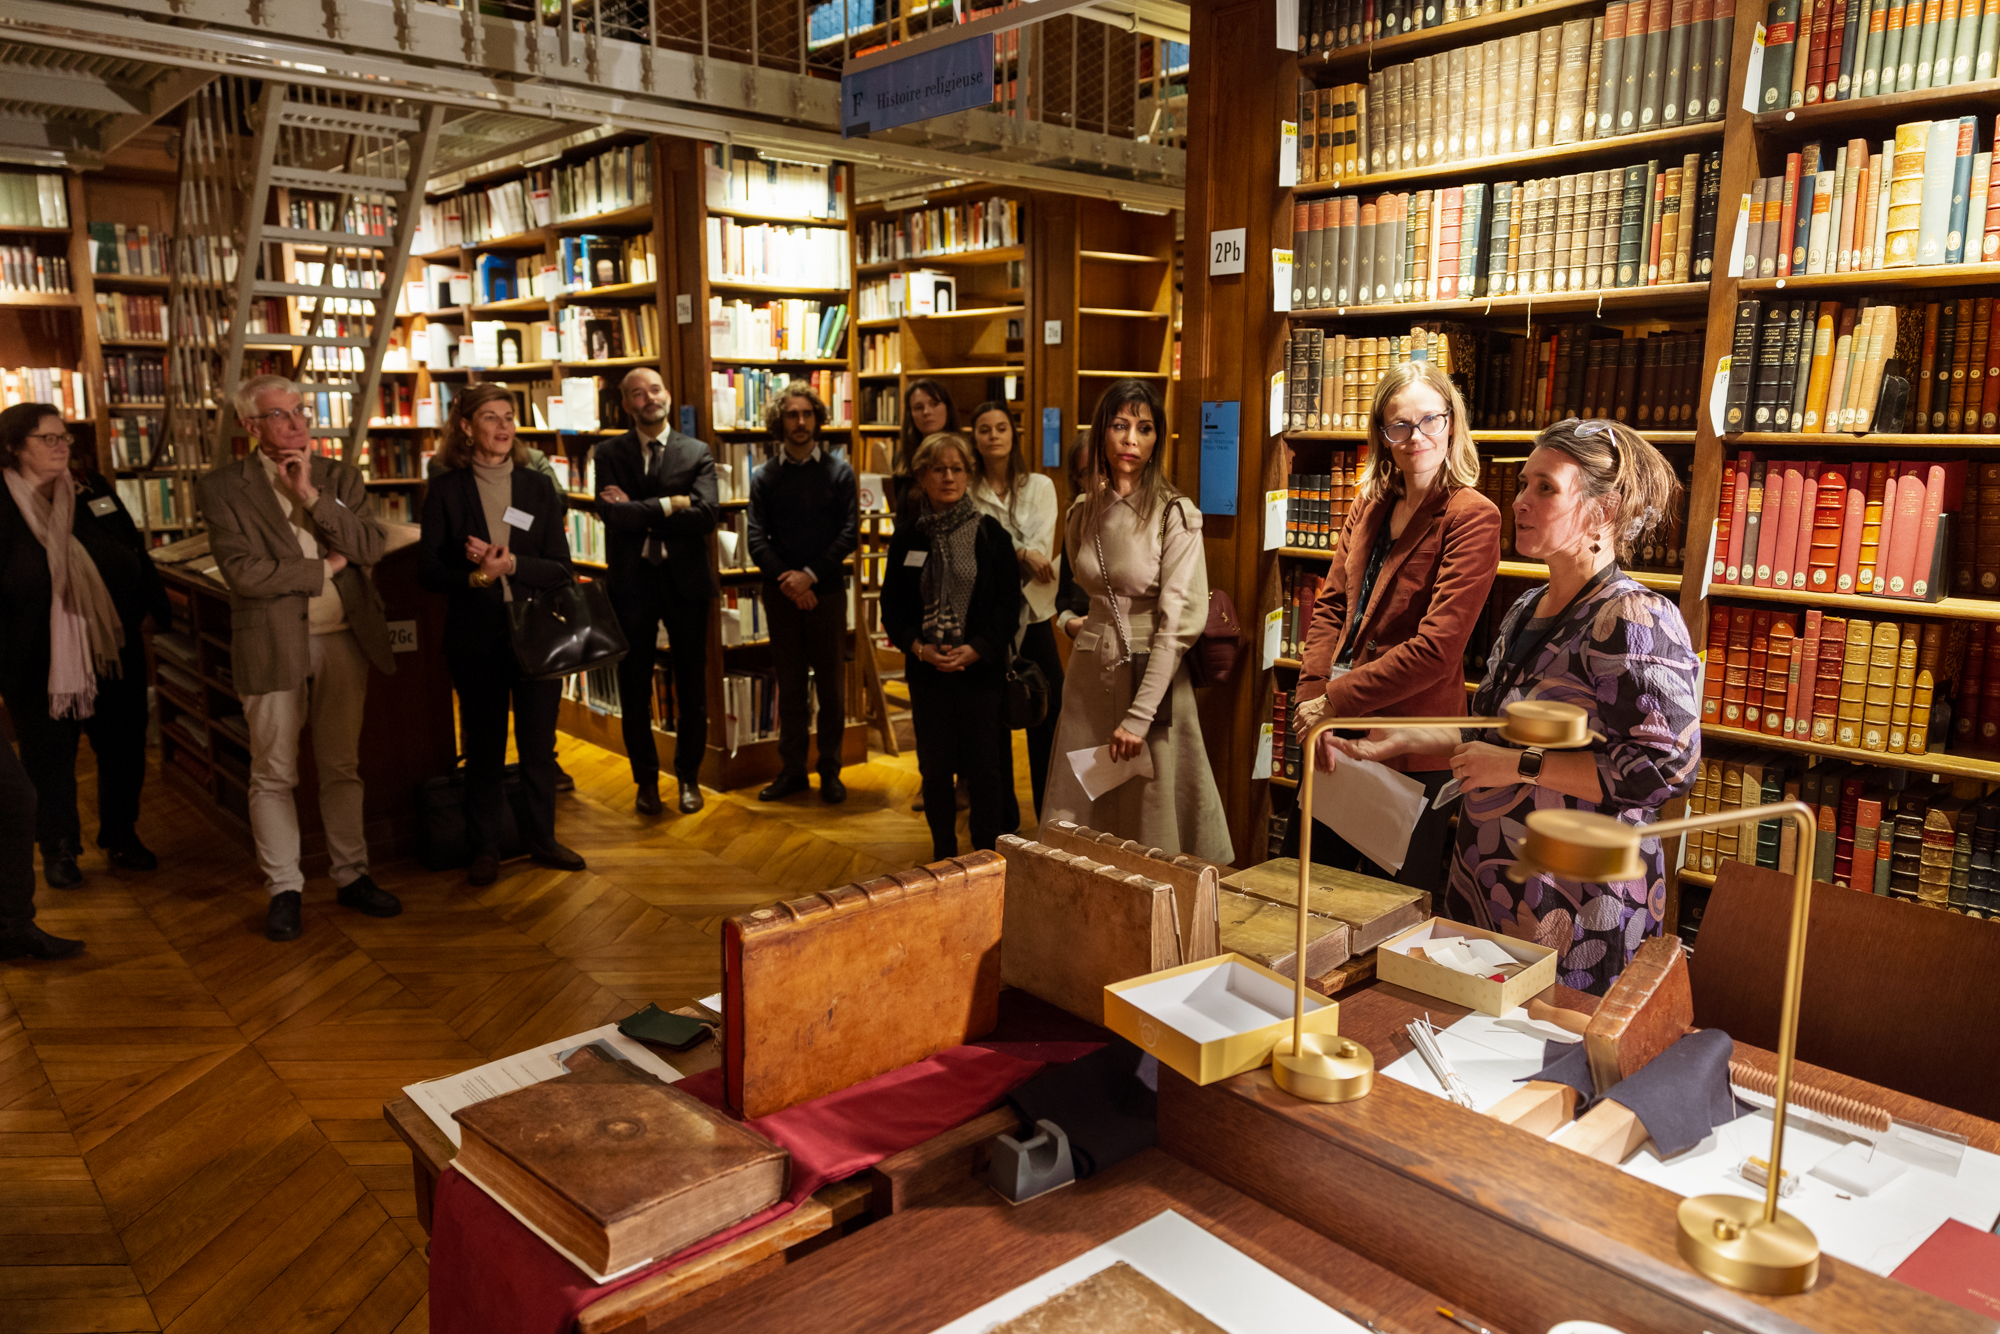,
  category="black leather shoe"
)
[265,891,303,942]
[759,773,810,802]
[0,923,84,961]
[104,837,157,871]
[529,840,587,872]
[677,780,704,814]
[553,767,576,792]
[635,781,663,815]
[819,775,848,805]
[337,875,402,918]
[40,849,81,890]
[468,854,499,887]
